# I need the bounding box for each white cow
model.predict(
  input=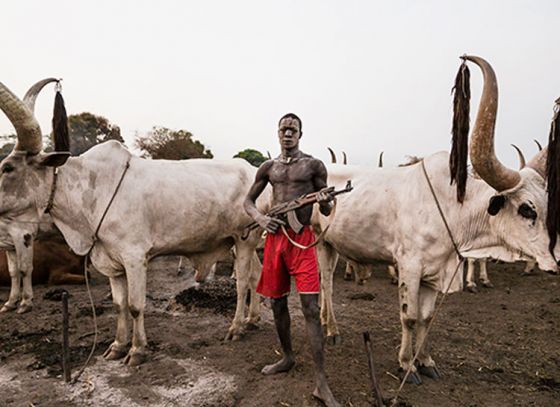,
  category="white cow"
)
[0,78,66,314]
[464,144,540,292]
[0,80,269,365]
[312,55,558,384]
